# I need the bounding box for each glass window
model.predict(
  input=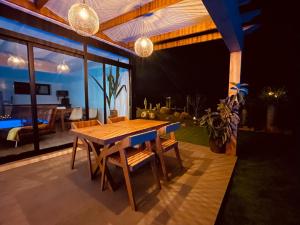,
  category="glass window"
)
[0,16,83,51]
[0,38,34,157]
[33,47,85,150]
[88,45,129,64]
[88,61,105,123]
[105,65,130,119]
